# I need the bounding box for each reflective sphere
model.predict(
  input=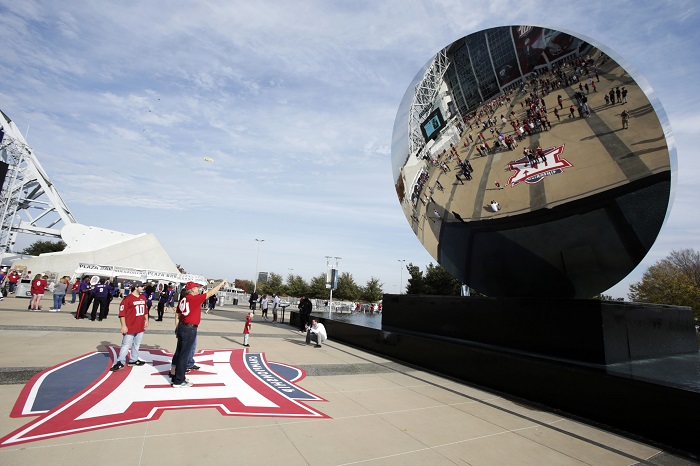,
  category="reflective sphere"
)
[391,26,674,298]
